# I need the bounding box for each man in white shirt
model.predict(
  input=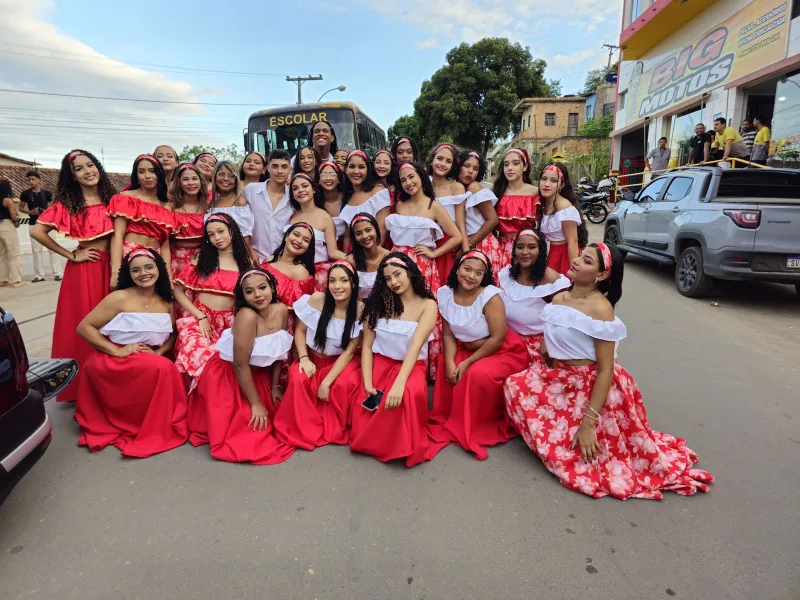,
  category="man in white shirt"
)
[245,150,293,259]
